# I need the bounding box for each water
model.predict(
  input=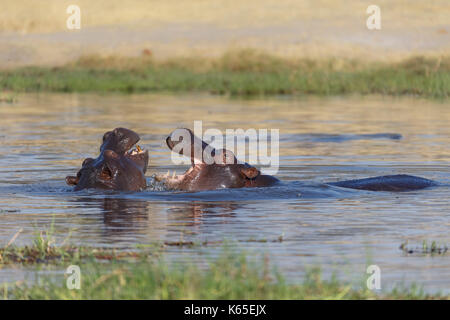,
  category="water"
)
[0,93,449,294]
